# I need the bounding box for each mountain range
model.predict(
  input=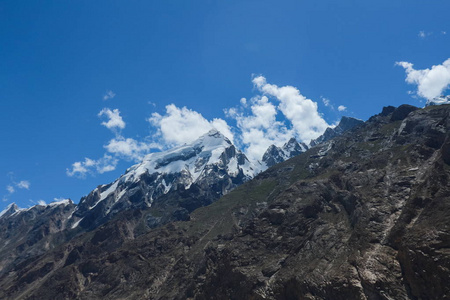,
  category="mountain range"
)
[1,105,449,299]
